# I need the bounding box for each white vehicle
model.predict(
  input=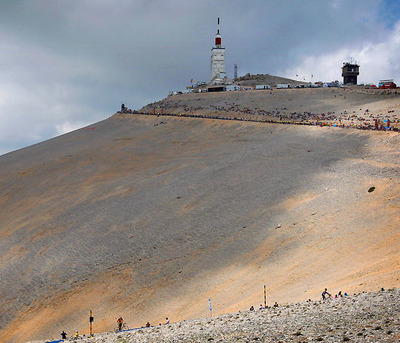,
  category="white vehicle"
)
[256,85,271,90]
[276,84,291,89]
[226,85,240,91]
